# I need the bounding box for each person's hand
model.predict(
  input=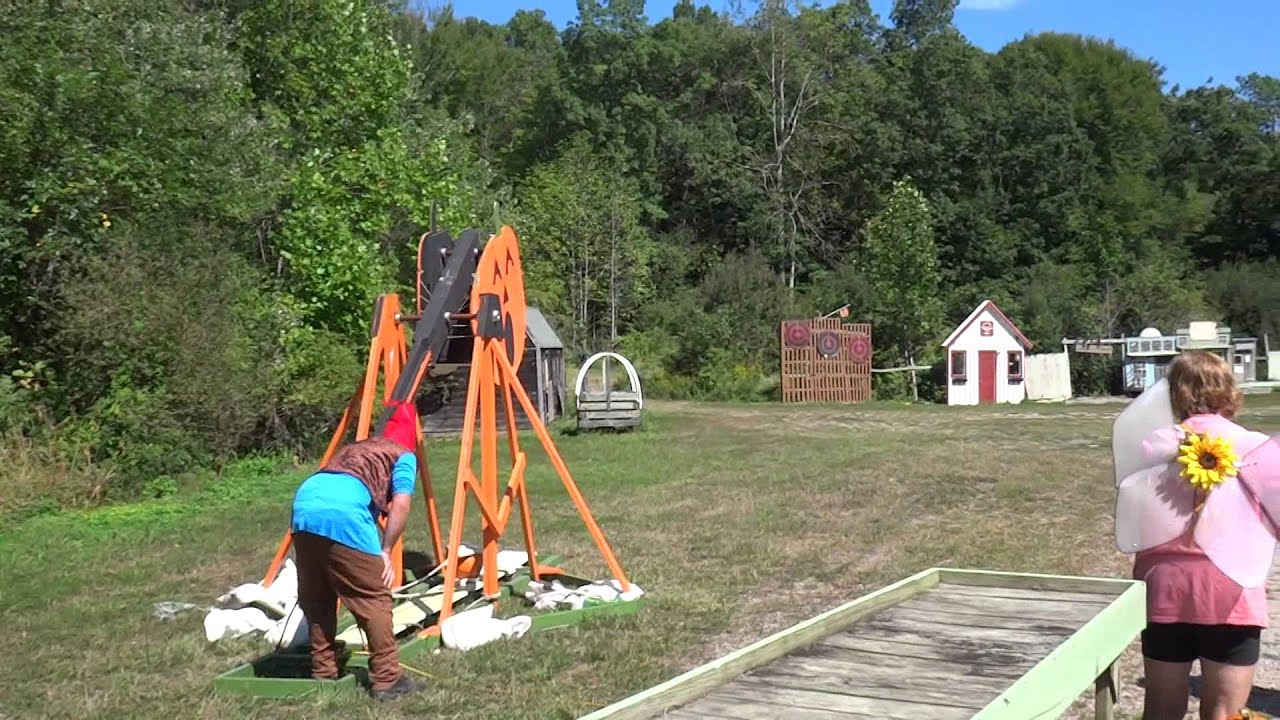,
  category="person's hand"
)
[381,550,395,589]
